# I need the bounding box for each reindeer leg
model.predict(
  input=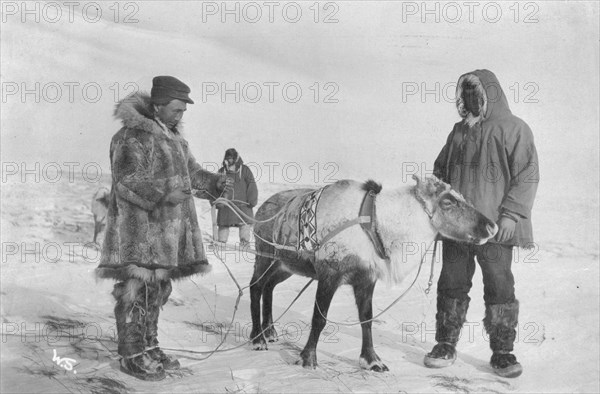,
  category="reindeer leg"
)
[262,270,292,343]
[250,257,269,350]
[353,280,388,372]
[250,253,281,350]
[300,276,341,369]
